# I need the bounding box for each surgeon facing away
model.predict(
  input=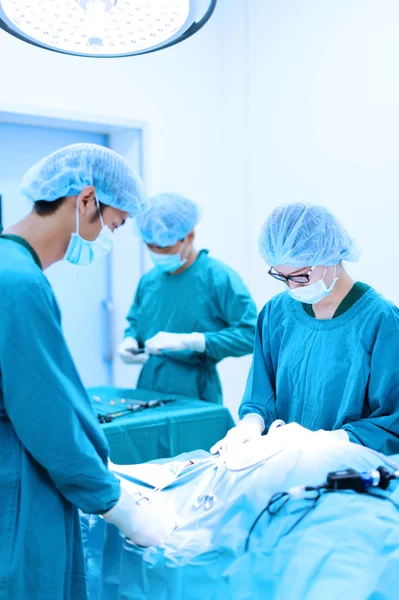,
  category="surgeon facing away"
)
[212,203,399,456]
[0,144,179,600]
[118,193,257,404]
